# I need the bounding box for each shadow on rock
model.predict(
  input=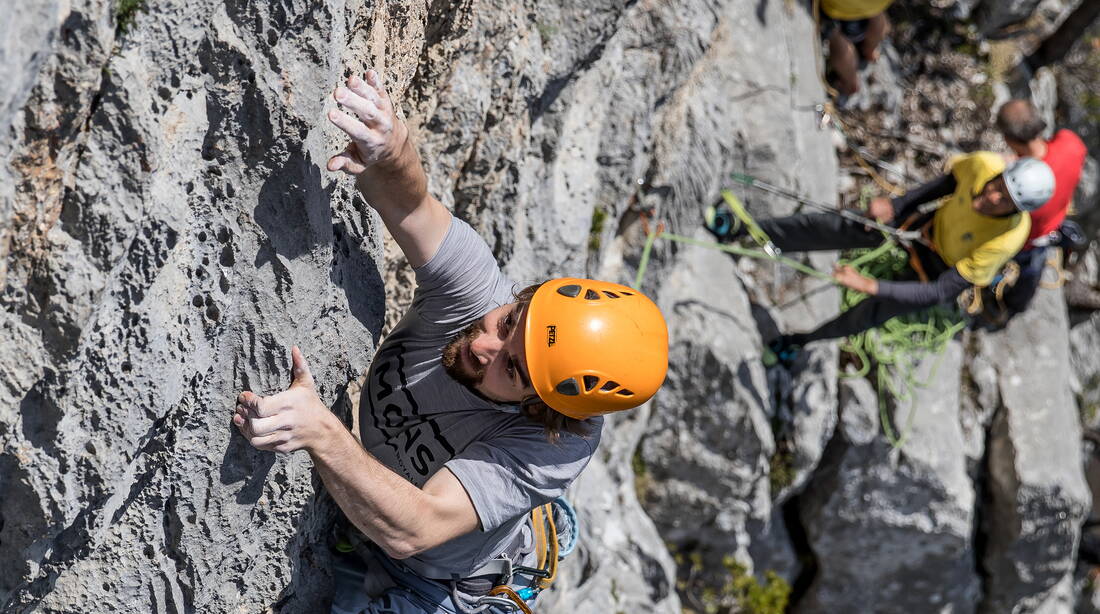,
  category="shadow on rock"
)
[219,425,277,505]
[255,151,335,263]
